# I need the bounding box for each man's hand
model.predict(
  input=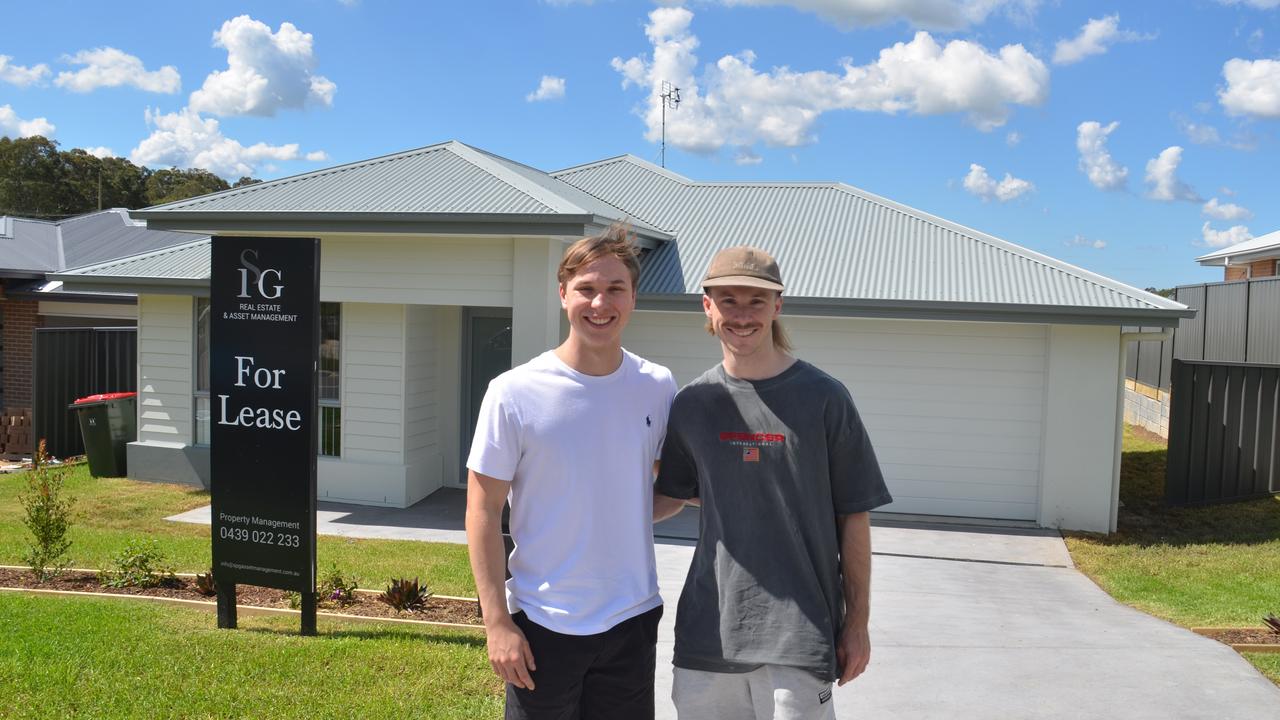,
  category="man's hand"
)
[835,623,870,686]
[486,617,537,690]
